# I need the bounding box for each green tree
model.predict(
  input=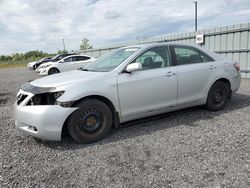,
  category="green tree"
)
[80,38,93,50]
[0,50,53,63]
[12,53,23,61]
